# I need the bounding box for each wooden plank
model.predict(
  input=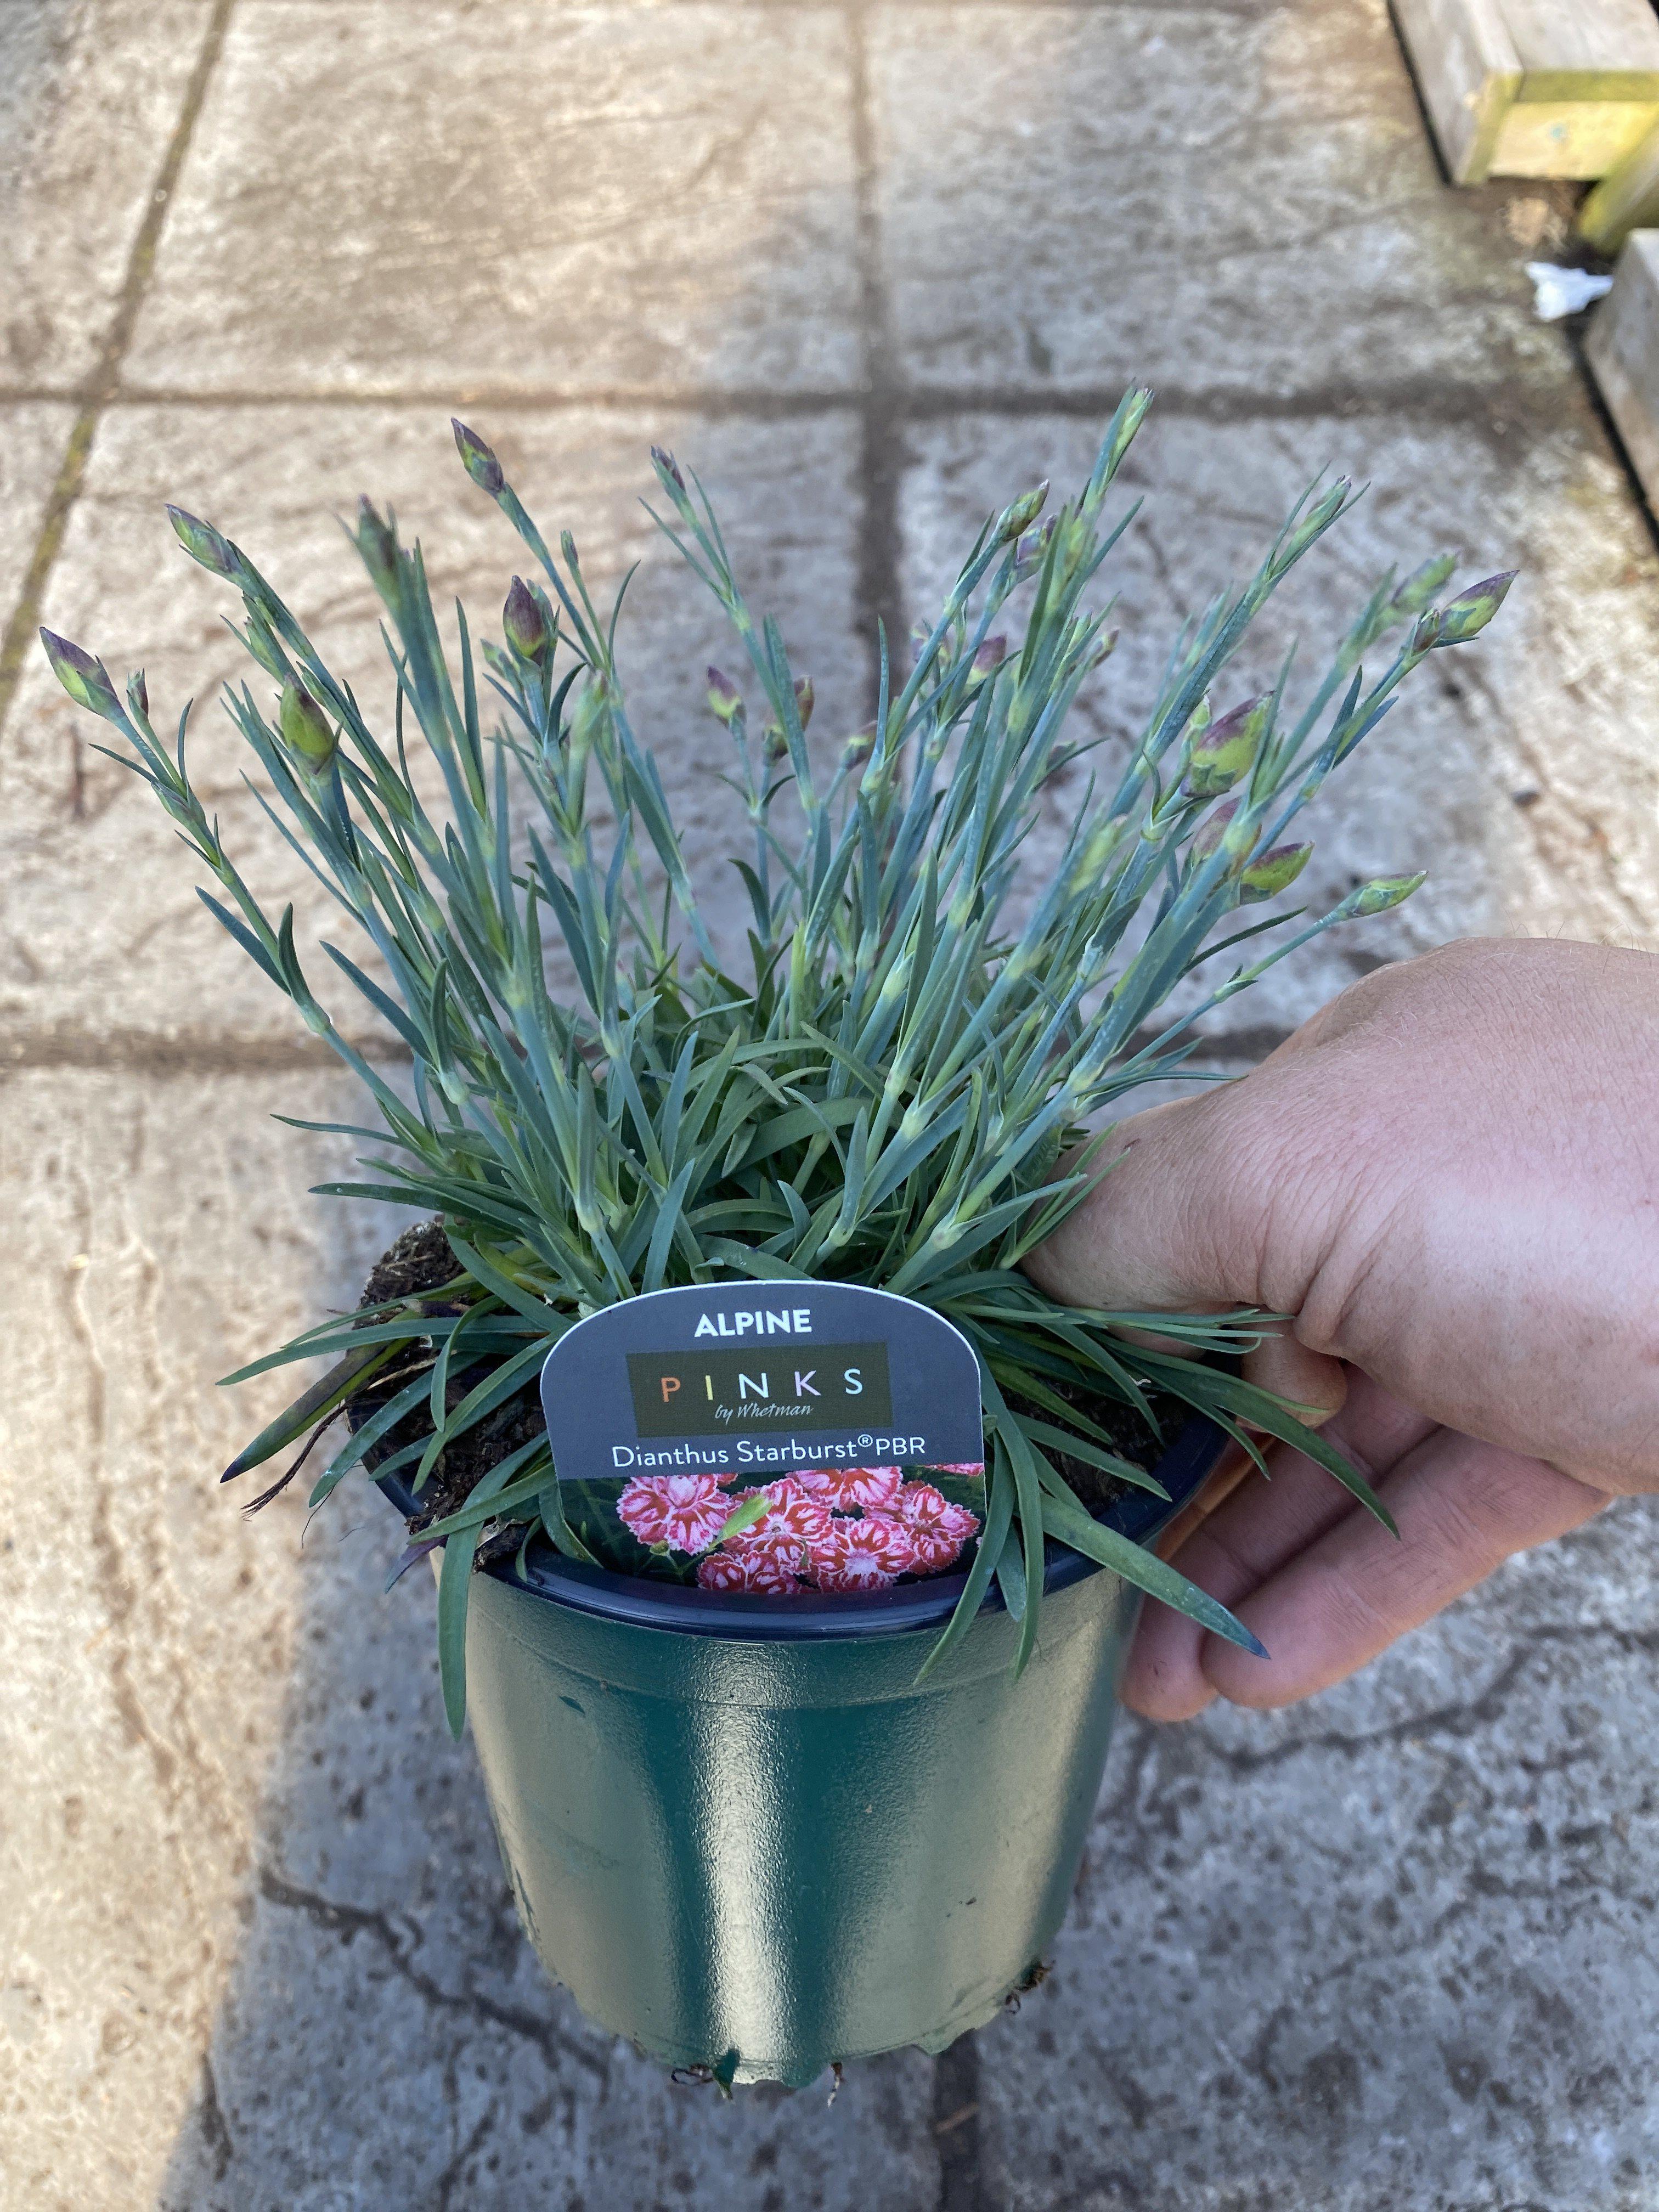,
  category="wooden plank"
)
[1392,0,1659,182]
[1586,232,1659,515]
[1493,97,1659,179]
[1581,114,1659,253]
[1392,0,1521,182]
[1500,0,1659,76]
